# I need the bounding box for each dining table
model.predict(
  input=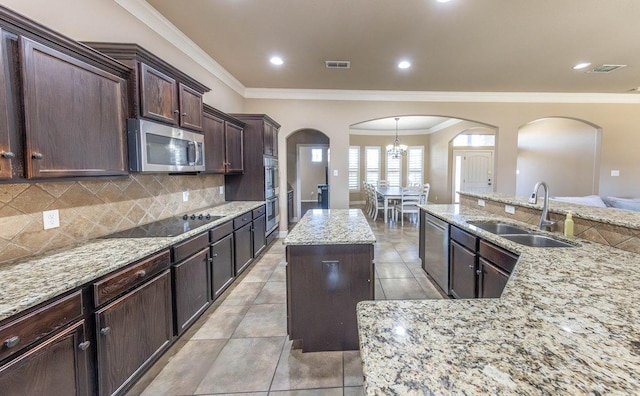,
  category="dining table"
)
[374,186,423,223]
